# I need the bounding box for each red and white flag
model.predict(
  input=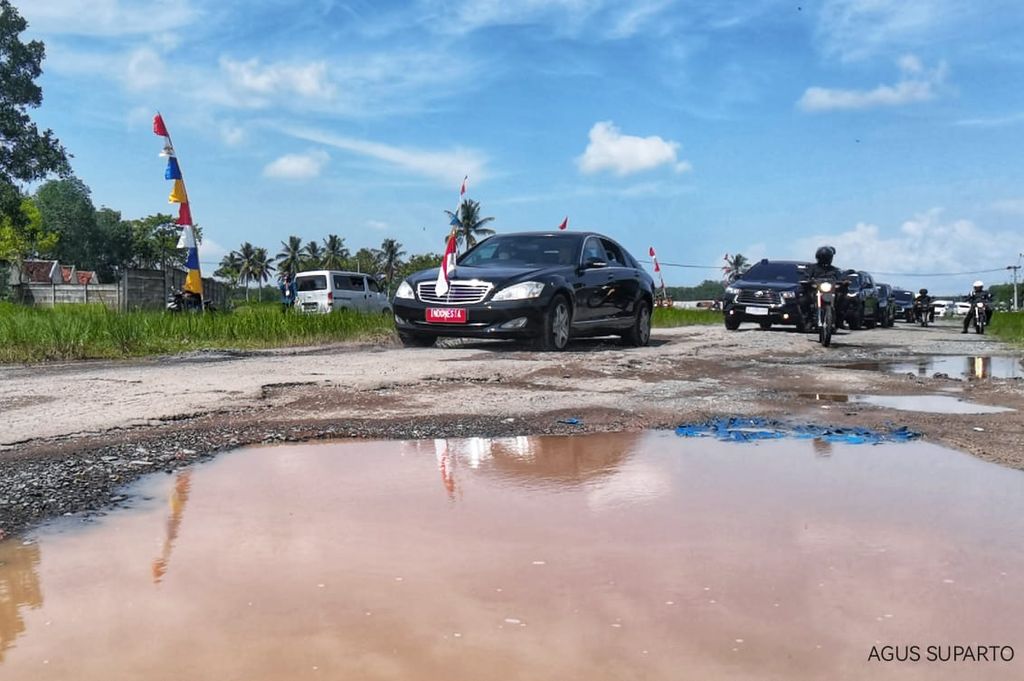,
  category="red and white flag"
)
[558,216,568,230]
[153,113,168,137]
[649,246,661,272]
[460,175,468,198]
[435,233,458,296]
